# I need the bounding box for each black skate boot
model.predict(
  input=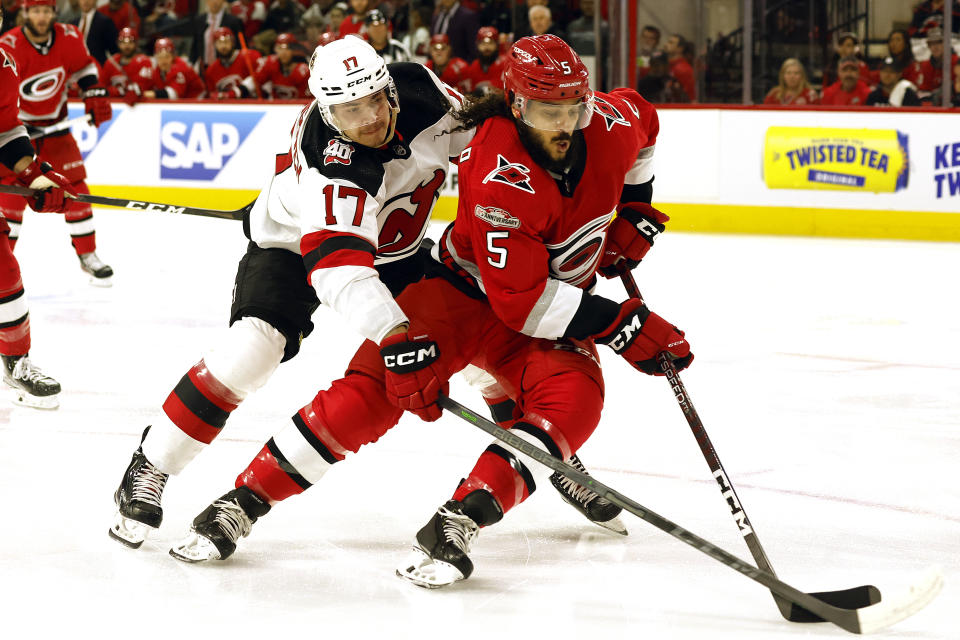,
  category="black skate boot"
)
[78,251,113,287]
[397,491,502,588]
[551,454,627,536]
[169,486,271,563]
[2,354,61,410]
[109,427,170,548]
